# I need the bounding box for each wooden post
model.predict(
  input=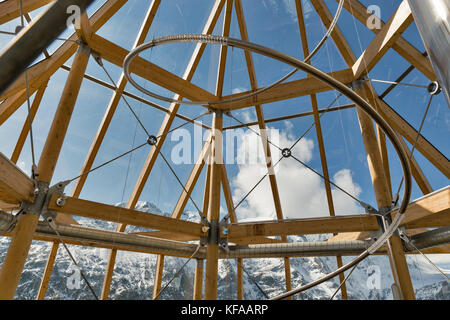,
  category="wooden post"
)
[193,259,204,300]
[36,240,59,300]
[152,255,165,300]
[204,110,223,300]
[236,258,244,300]
[353,81,415,300]
[0,43,90,299]
[294,0,348,299]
